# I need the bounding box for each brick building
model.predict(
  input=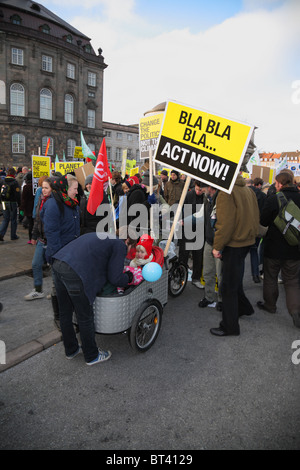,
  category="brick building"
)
[0,0,107,167]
